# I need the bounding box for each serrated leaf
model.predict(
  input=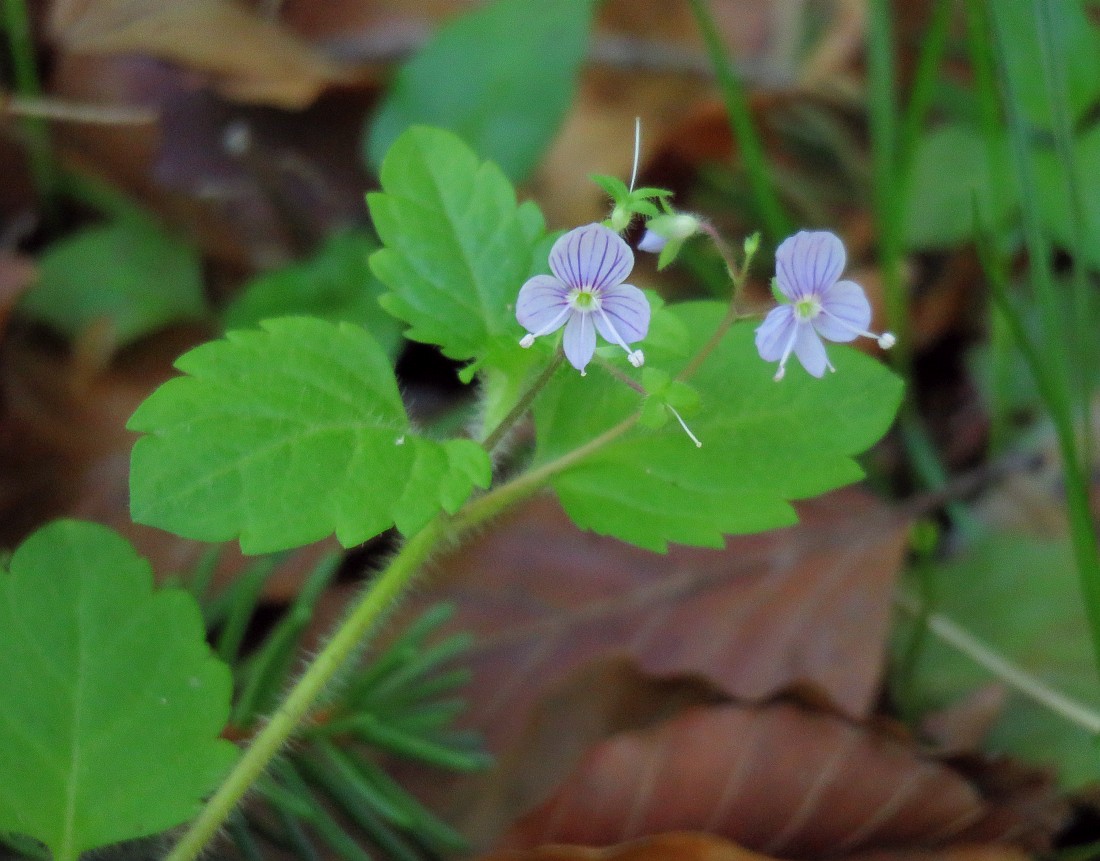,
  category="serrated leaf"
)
[221,230,404,359]
[893,534,1100,788]
[364,0,593,182]
[0,520,237,860]
[19,214,207,344]
[534,302,903,551]
[128,317,491,553]
[367,127,544,364]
